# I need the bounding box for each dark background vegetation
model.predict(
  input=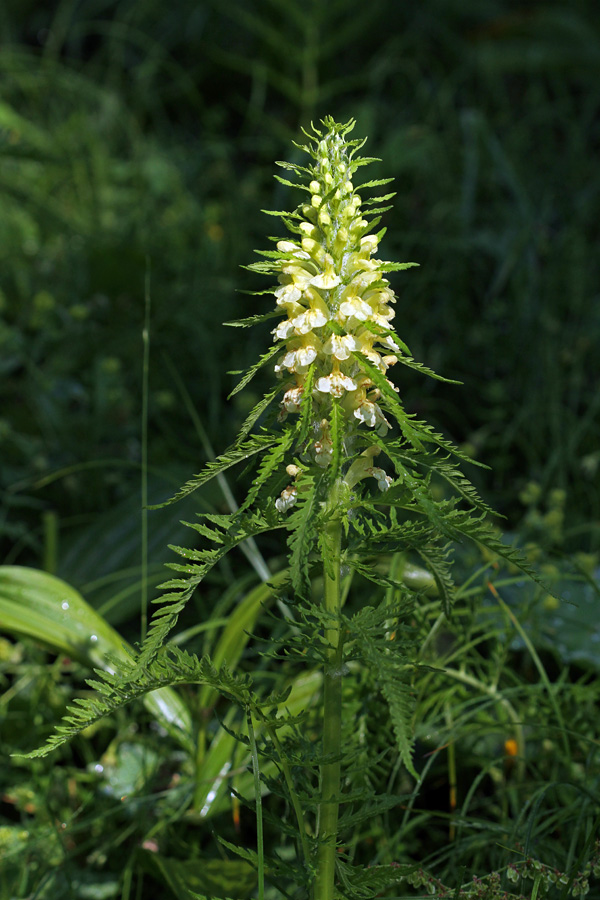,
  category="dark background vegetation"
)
[2,0,599,588]
[1,2,600,897]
